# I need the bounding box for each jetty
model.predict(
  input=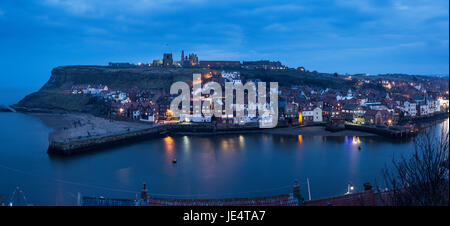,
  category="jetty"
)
[47,122,288,155]
[344,123,416,139]
[0,105,16,113]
